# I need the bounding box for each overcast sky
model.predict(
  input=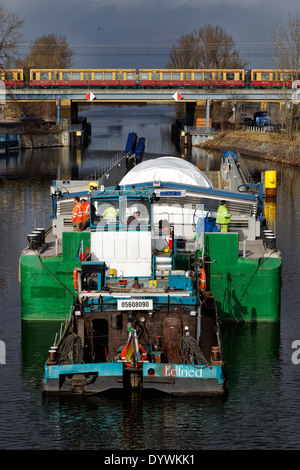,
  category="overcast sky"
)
[8,0,300,69]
